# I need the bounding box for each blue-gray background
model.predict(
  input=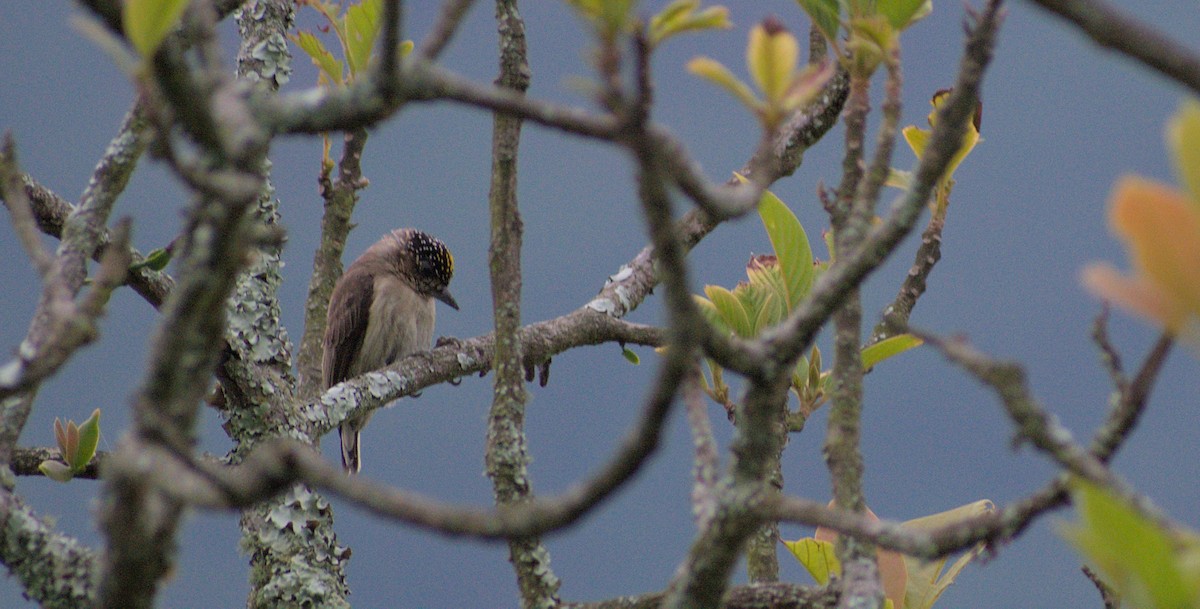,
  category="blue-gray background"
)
[3,1,1199,607]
